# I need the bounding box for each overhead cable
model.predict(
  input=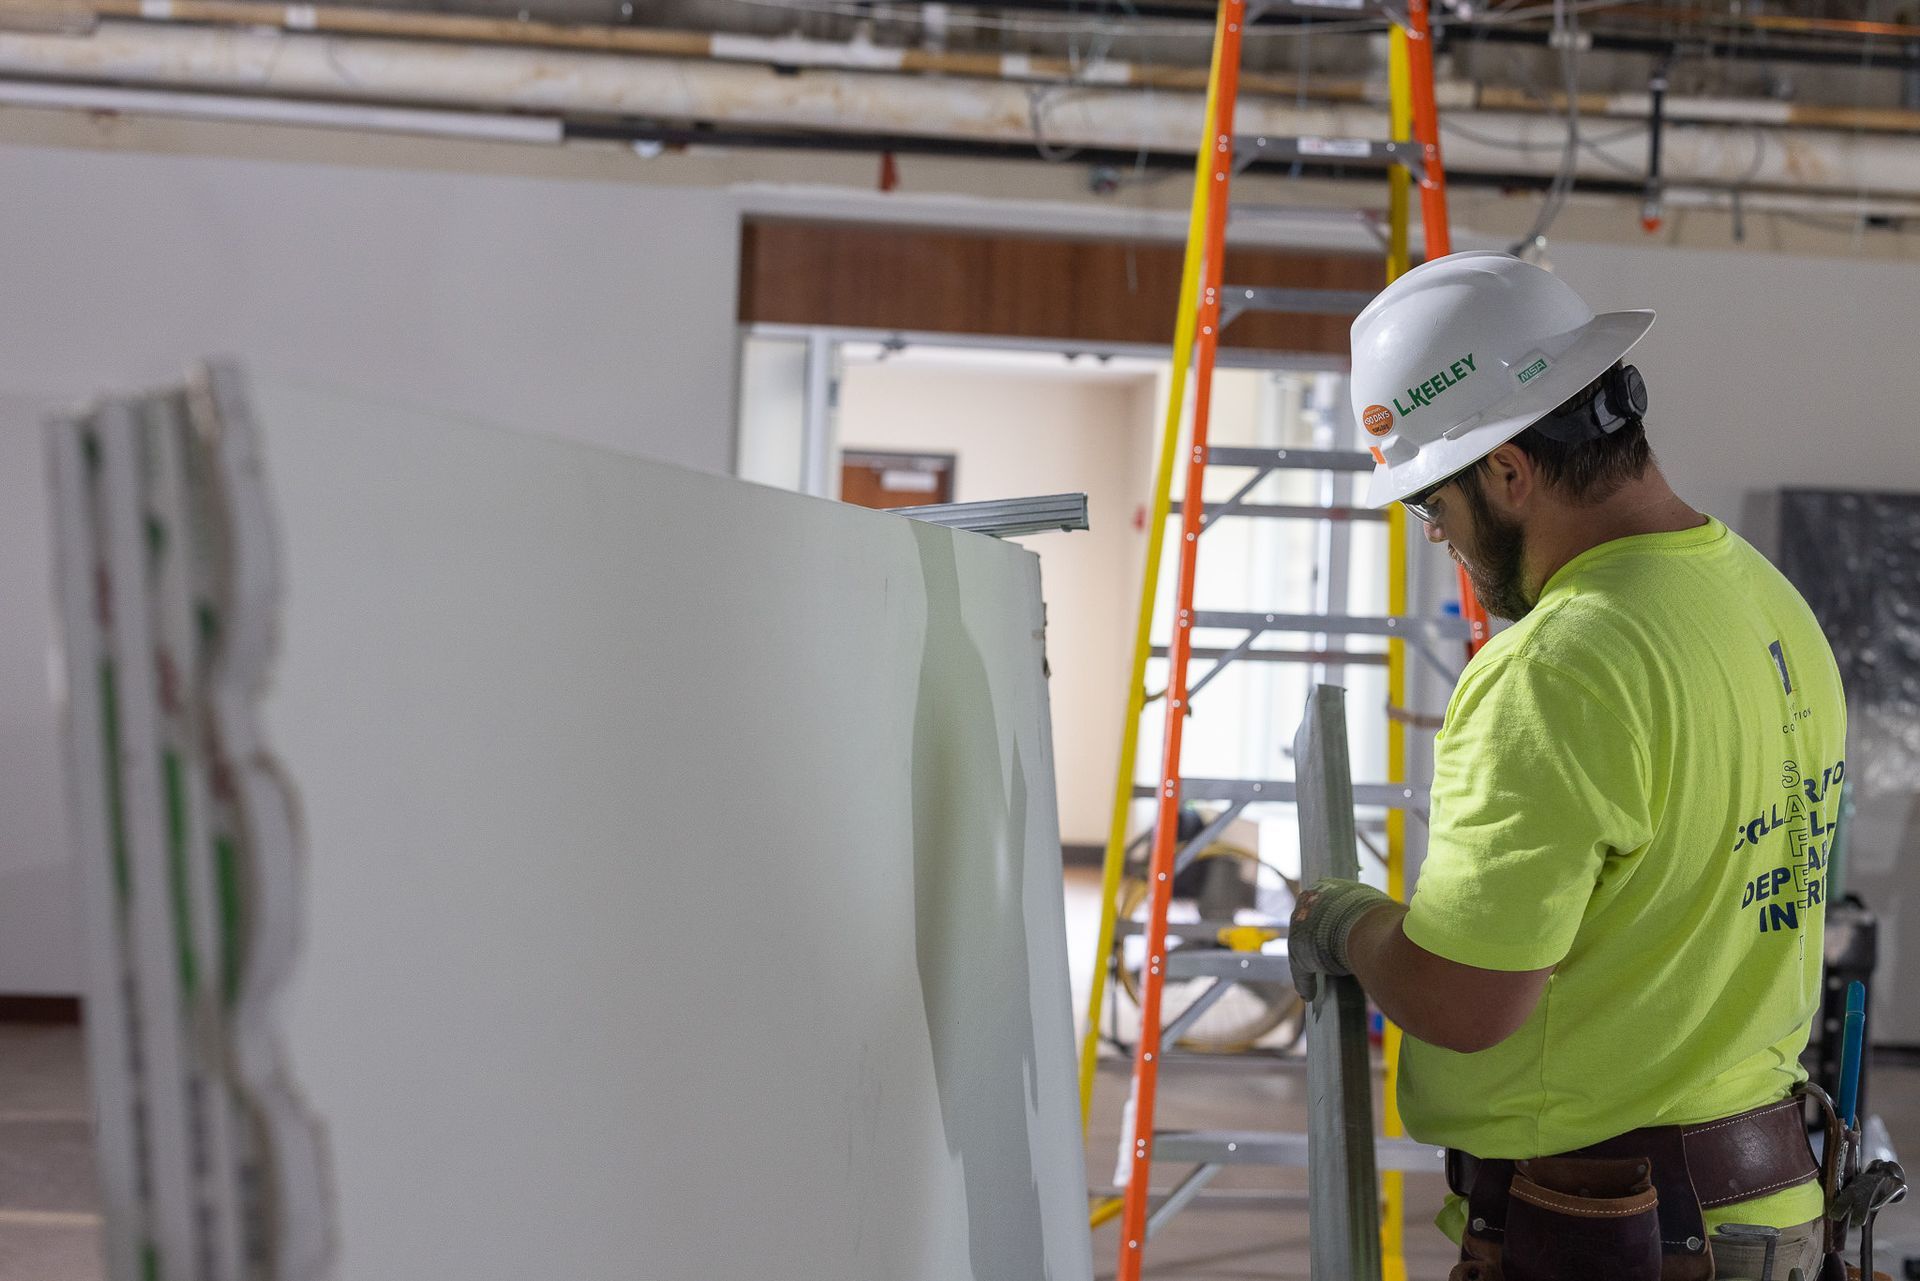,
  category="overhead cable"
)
[716,0,1640,42]
[1506,0,1578,255]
